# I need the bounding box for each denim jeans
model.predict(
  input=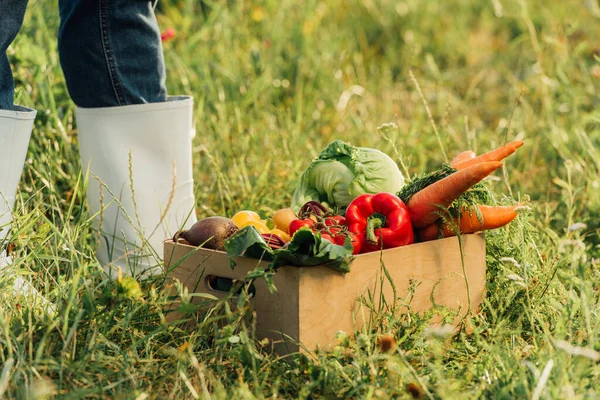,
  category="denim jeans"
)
[0,0,167,110]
